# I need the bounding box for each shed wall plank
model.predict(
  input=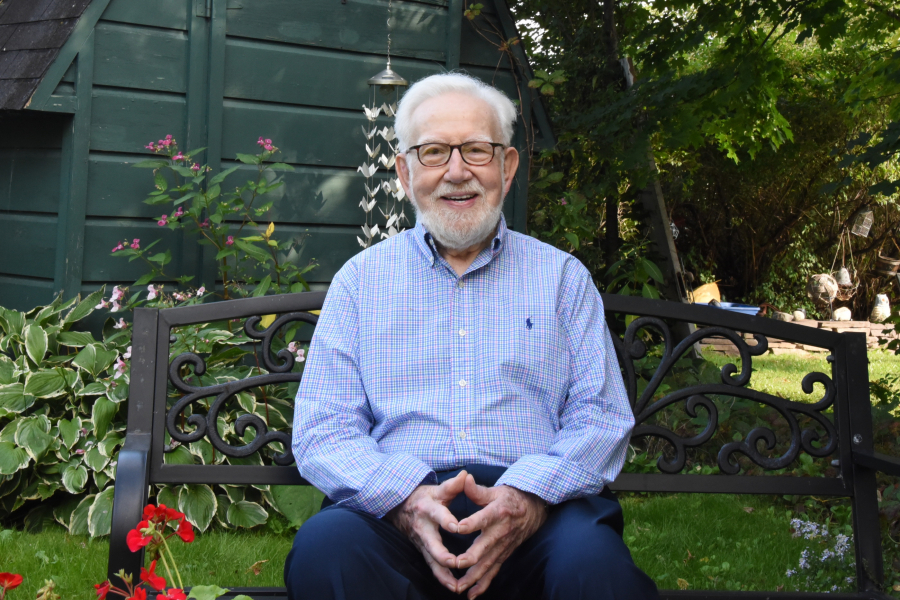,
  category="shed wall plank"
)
[90,88,186,153]
[0,149,62,214]
[0,214,57,278]
[0,276,55,311]
[225,0,445,61]
[101,0,189,31]
[94,22,188,93]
